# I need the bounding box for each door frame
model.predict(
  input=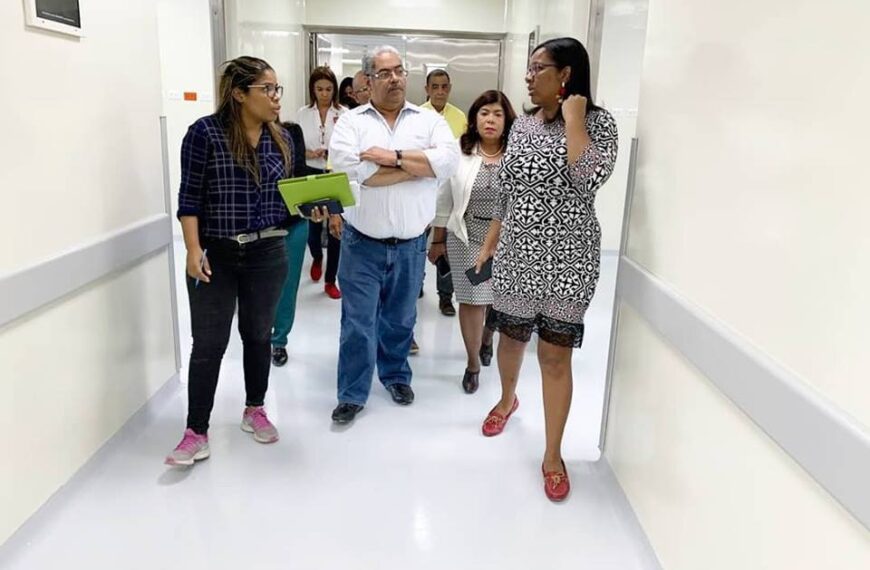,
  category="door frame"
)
[303,26,506,91]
